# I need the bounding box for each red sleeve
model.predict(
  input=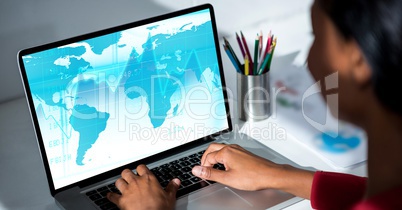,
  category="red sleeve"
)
[310,171,367,210]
